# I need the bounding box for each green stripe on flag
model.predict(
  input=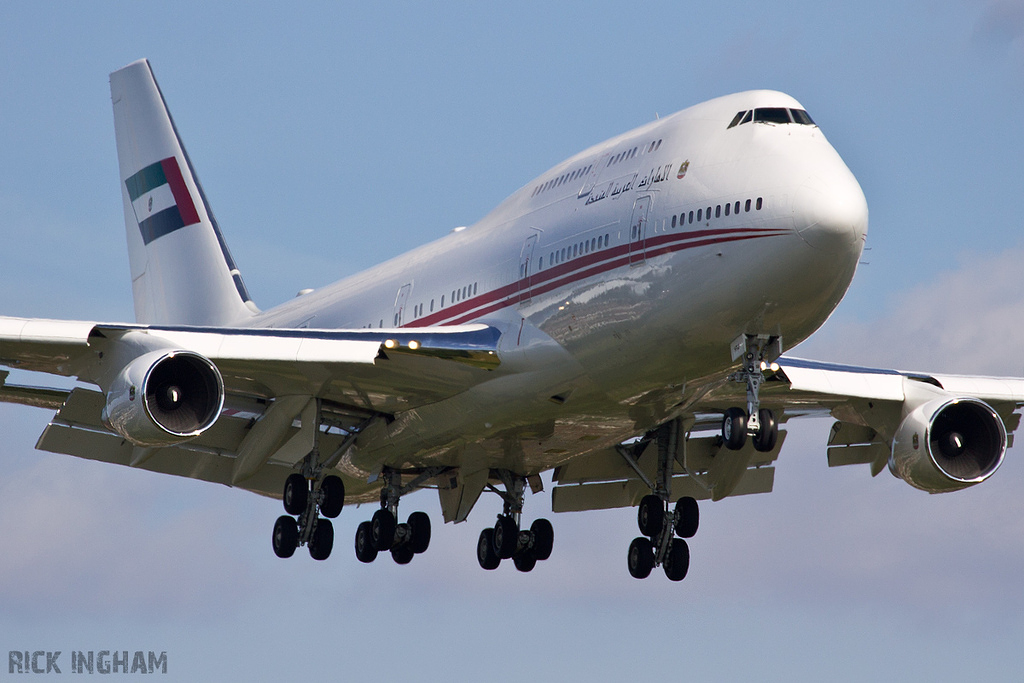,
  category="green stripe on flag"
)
[125,160,168,201]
